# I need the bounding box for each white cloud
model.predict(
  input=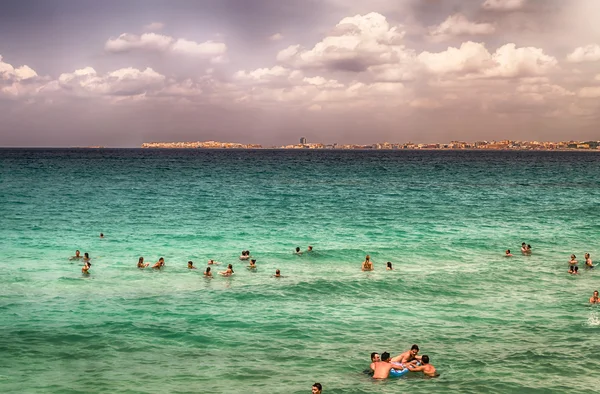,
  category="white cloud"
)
[0,55,39,81]
[144,22,165,31]
[269,33,284,41]
[105,33,174,53]
[482,0,525,11]
[58,67,166,96]
[418,42,556,78]
[234,66,297,83]
[105,33,227,62]
[566,44,600,63]
[429,13,495,42]
[303,76,344,88]
[0,55,44,97]
[578,86,600,98]
[276,12,406,72]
